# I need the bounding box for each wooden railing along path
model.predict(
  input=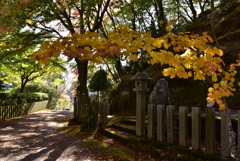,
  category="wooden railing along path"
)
[0,100,49,121]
